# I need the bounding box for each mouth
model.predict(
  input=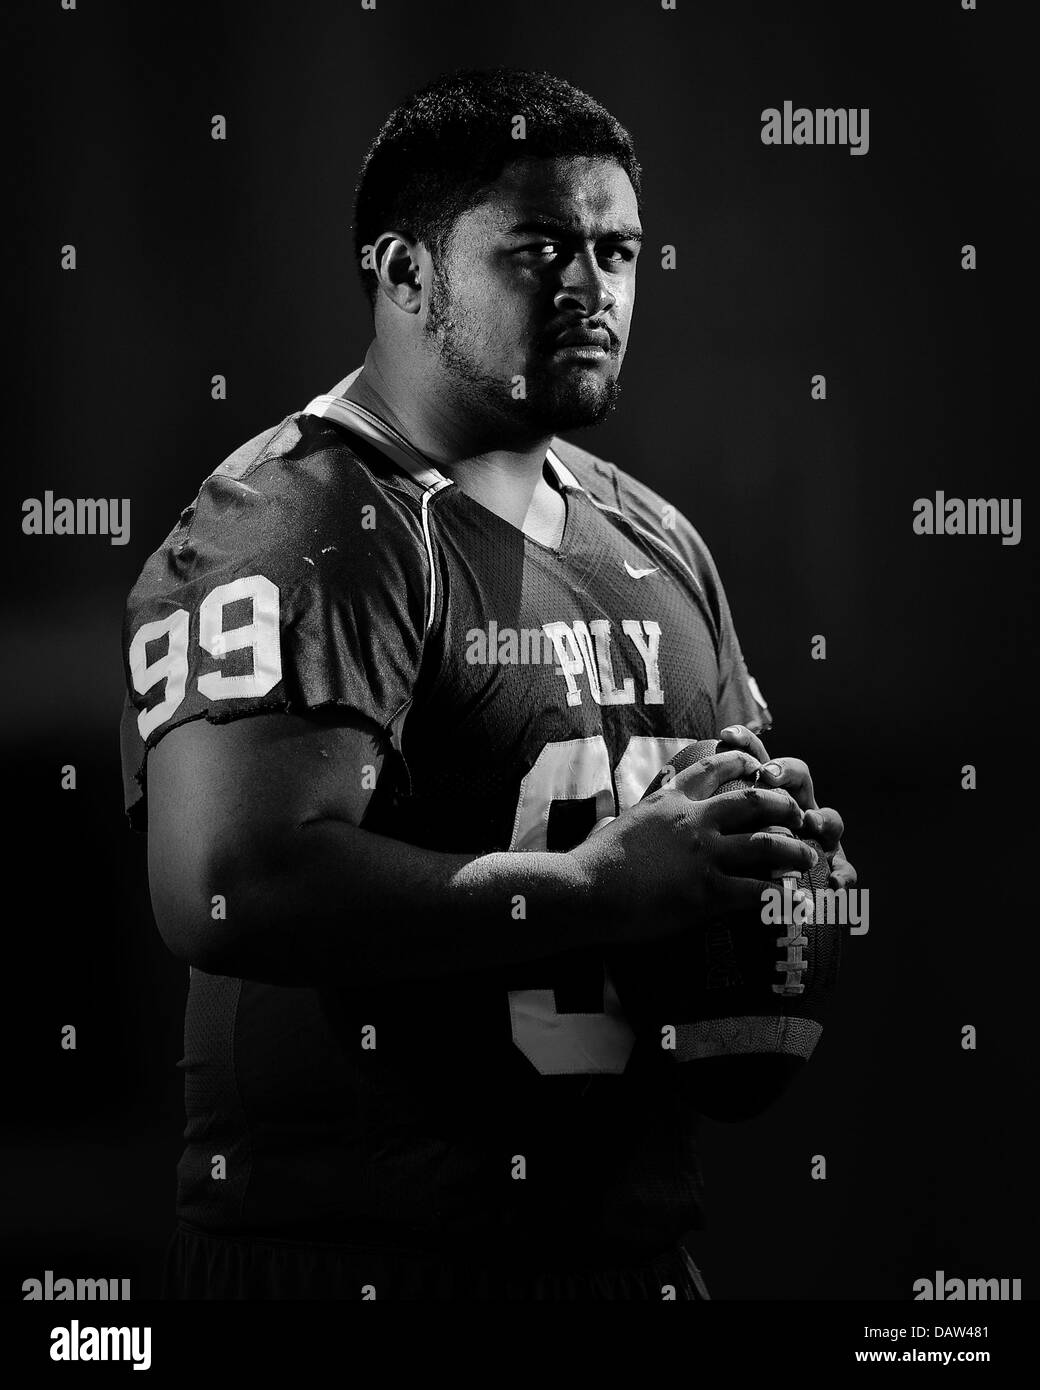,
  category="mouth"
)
[544,326,616,363]
[550,343,610,361]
